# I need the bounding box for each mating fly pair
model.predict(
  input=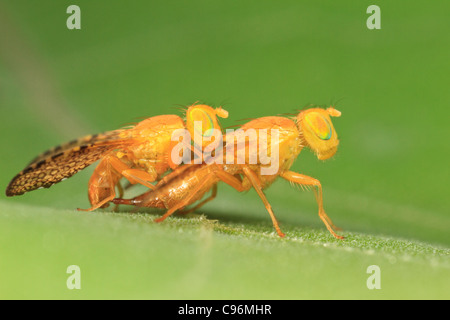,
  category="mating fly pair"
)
[6,103,343,239]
